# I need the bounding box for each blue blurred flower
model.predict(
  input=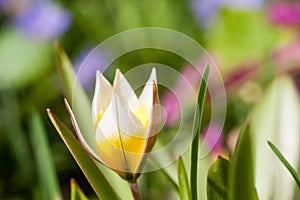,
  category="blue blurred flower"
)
[13,1,71,41]
[191,0,265,27]
[74,48,108,89]
[0,0,71,41]
[191,0,223,27]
